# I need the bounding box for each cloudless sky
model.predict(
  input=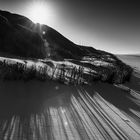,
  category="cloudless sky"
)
[0,0,140,54]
